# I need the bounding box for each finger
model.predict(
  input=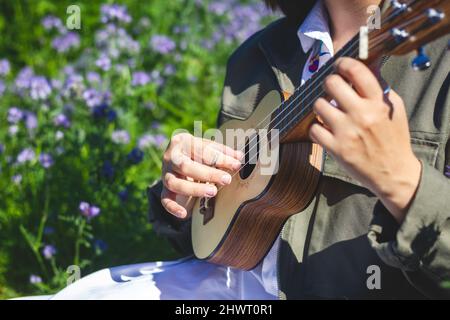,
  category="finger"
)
[161,188,188,219]
[173,154,233,185]
[191,143,242,171]
[173,137,241,171]
[335,57,383,99]
[309,123,336,153]
[313,98,346,132]
[208,140,244,160]
[163,172,217,198]
[323,74,362,113]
